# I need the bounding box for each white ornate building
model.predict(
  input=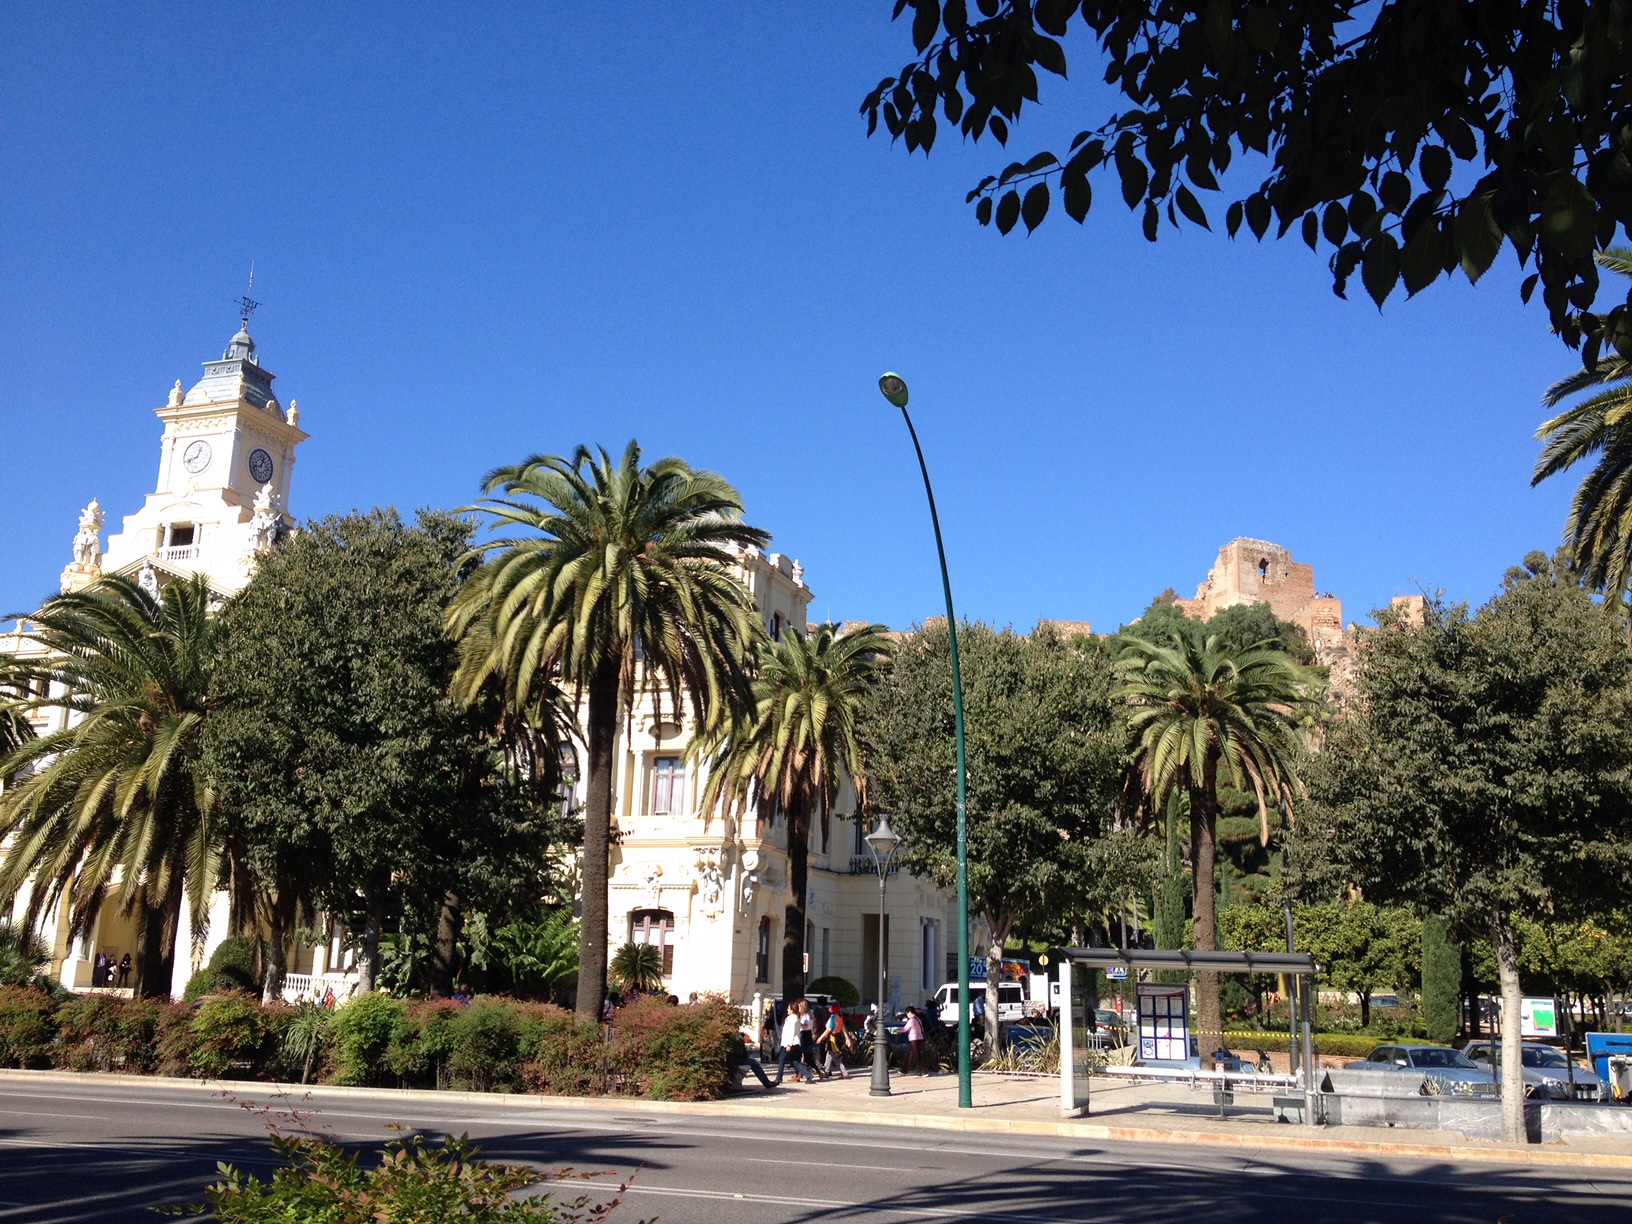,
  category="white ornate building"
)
[5,320,963,1010]
[4,320,314,997]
